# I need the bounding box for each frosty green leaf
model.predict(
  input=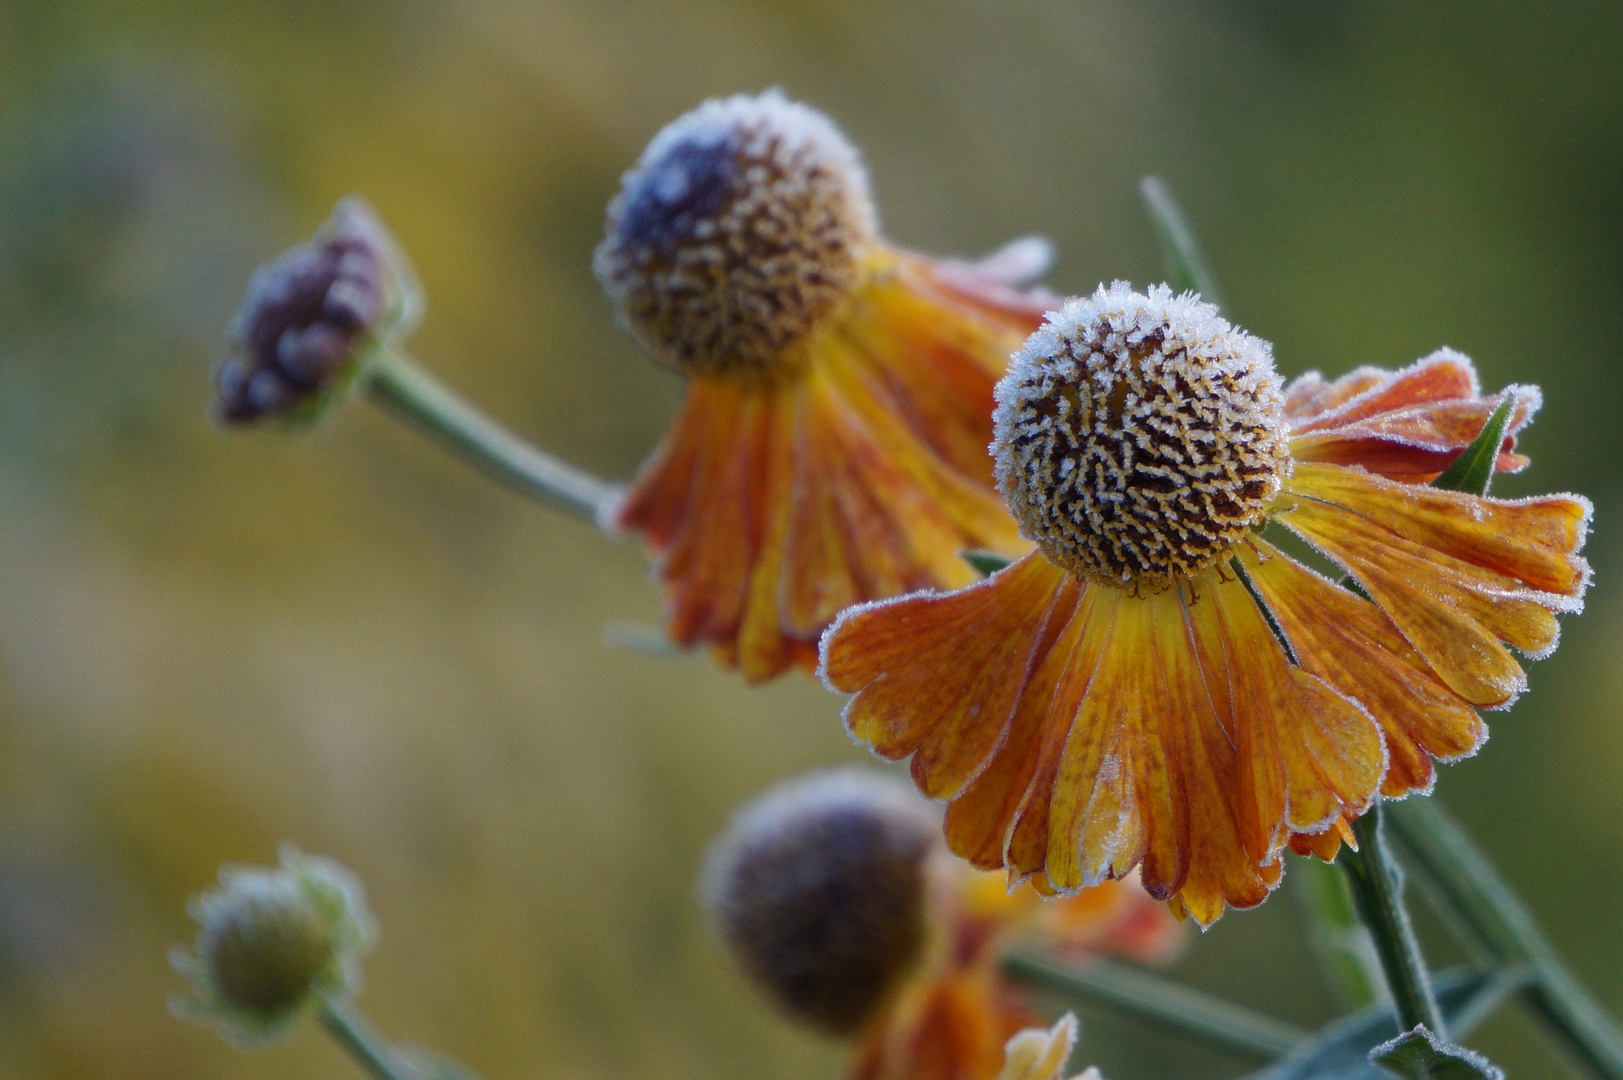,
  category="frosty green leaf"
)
[1370,1024,1503,1080]
[1430,394,1516,496]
